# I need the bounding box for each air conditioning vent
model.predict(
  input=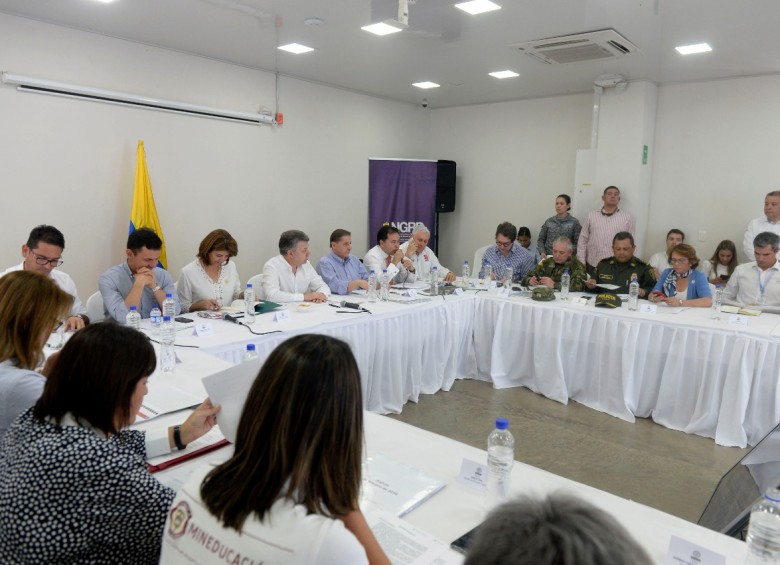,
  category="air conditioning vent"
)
[510,29,640,65]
